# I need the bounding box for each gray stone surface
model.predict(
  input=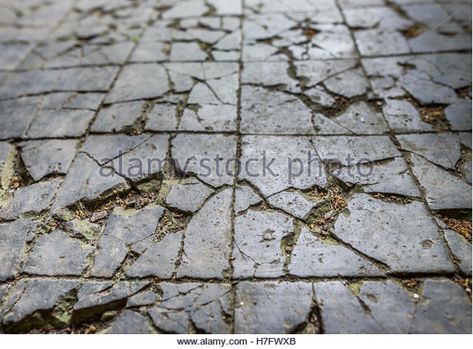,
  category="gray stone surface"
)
[0,179,62,219]
[52,153,129,210]
[334,157,420,197]
[409,153,471,210]
[234,185,262,214]
[27,109,95,138]
[20,140,78,181]
[313,136,401,166]
[0,0,471,334]
[149,283,232,333]
[235,282,313,334]
[171,134,236,187]
[445,101,472,131]
[0,279,79,325]
[289,227,383,277]
[106,64,170,103]
[267,191,318,219]
[239,136,327,197]
[107,310,156,334]
[177,189,232,278]
[74,281,149,311]
[126,232,183,278]
[233,209,293,278]
[165,178,213,213]
[334,193,455,273]
[91,205,164,277]
[314,278,472,334]
[23,230,92,276]
[0,220,36,281]
[443,228,472,275]
[92,102,144,133]
[397,133,462,170]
